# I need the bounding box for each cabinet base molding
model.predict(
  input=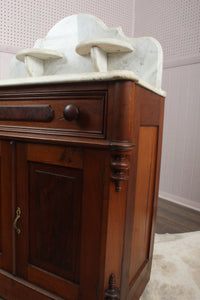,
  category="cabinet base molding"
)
[0,269,63,300]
